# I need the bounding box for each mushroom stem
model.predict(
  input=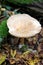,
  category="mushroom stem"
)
[19,38,24,44]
